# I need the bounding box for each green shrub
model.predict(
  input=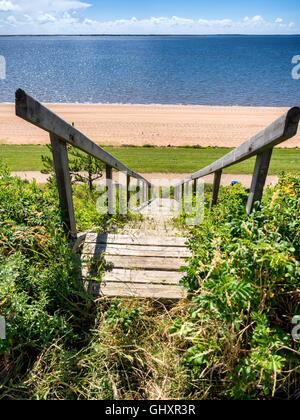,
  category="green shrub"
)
[173,175,300,399]
[0,166,190,400]
[1,162,299,400]
[104,299,144,333]
[0,166,94,389]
